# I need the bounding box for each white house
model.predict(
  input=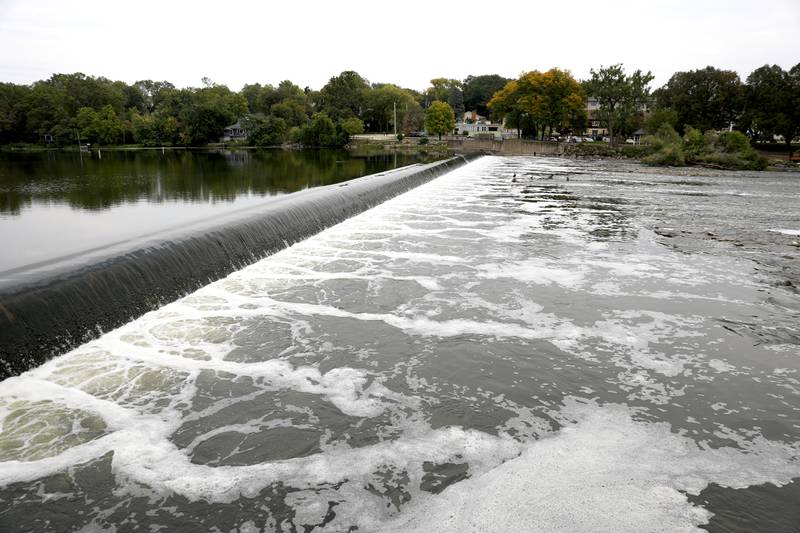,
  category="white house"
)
[221,121,248,142]
[456,110,511,139]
